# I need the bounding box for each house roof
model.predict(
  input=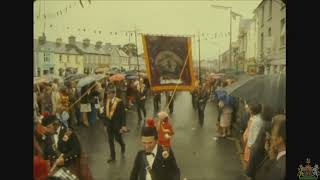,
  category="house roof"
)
[34,40,83,55]
[34,38,126,57]
[75,42,109,55]
[253,0,266,13]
